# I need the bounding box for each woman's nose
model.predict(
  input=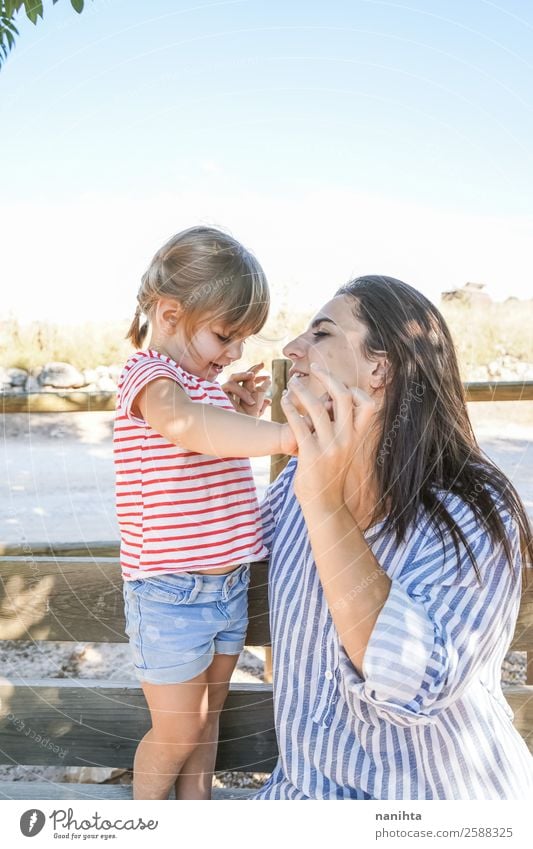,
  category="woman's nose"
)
[282,334,306,360]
